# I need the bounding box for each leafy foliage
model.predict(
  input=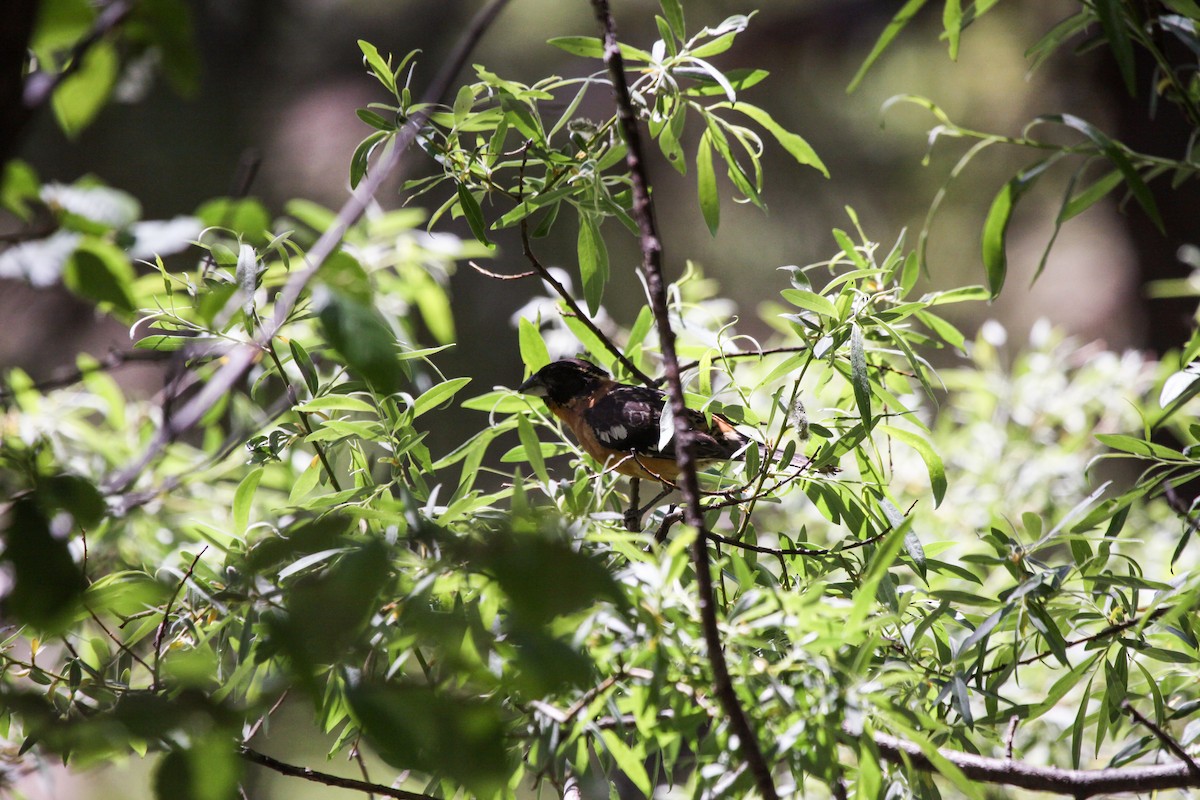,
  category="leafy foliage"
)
[2,2,1200,799]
